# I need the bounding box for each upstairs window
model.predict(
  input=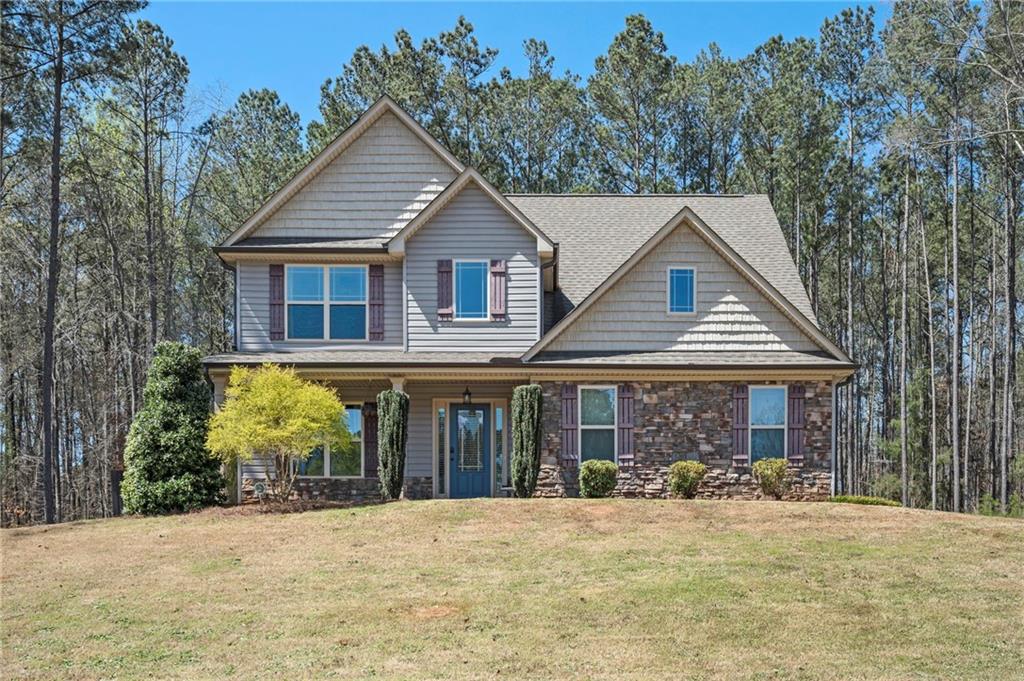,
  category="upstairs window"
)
[286,265,367,340]
[454,260,488,320]
[579,386,617,463]
[668,267,696,314]
[749,386,786,463]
